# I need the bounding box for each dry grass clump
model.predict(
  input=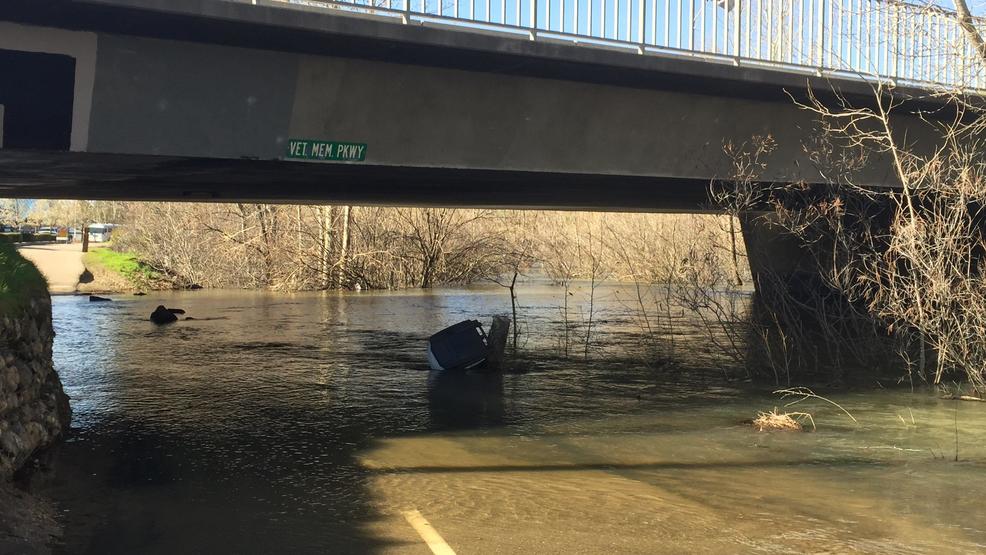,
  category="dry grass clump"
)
[753,408,815,432]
